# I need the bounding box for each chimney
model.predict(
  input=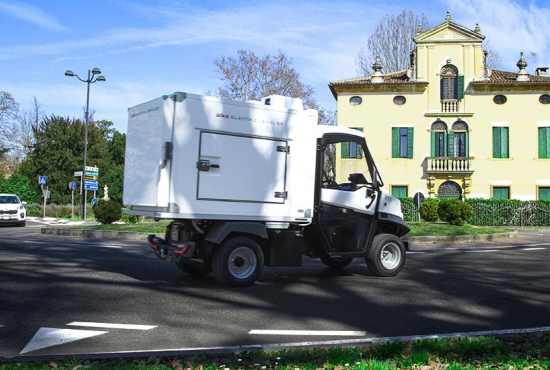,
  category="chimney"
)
[536,67,549,77]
